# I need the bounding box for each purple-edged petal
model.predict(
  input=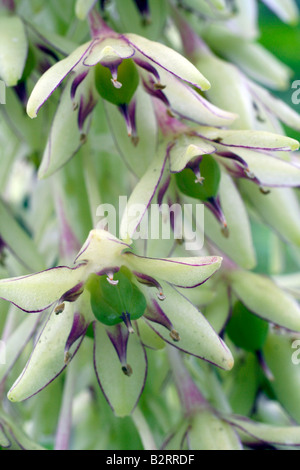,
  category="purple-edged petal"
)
[105,324,130,371]
[0,264,86,313]
[119,145,169,241]
[70,70,89,100]
[224,414,300,447]
[64,313,89,359]
[124,252,222,288]
[75,0,98,20]
[0,15,28,86]
[27,41,94,118]
[75,229,129,271]
[219,147,300,187]
[125,33,211,90]
[227,269,300,331]
[38,72,97,178]
[142,283,234,370]
[93,322,147,417]
[7,302,84,402]
[197,127,299,151]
